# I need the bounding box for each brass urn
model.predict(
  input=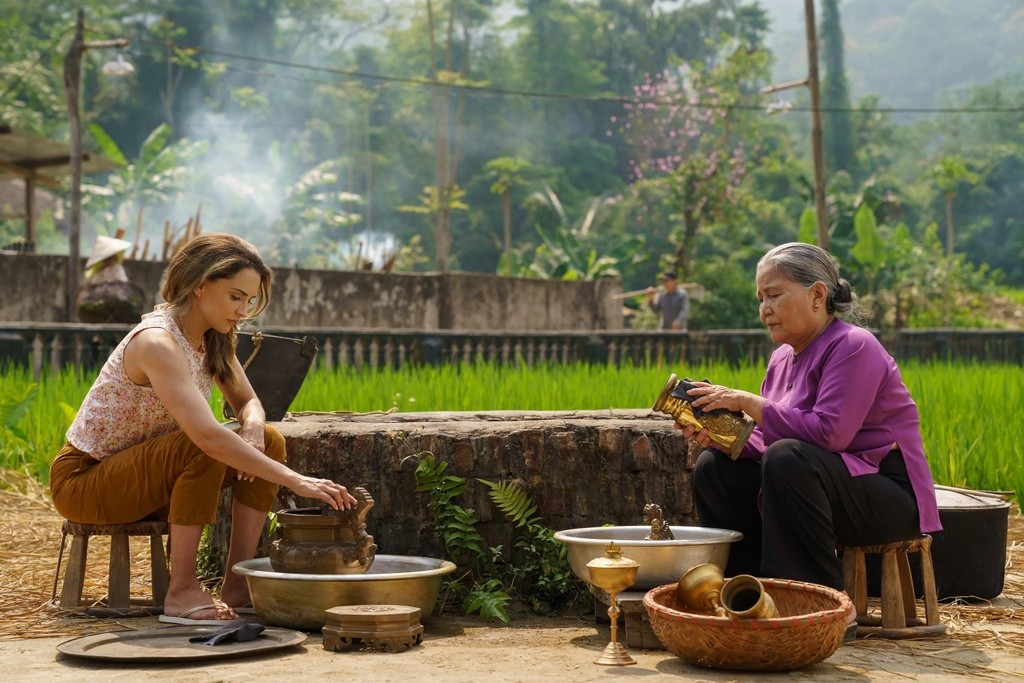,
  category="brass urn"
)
[676,563,726,615]
[269,486,377,574]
